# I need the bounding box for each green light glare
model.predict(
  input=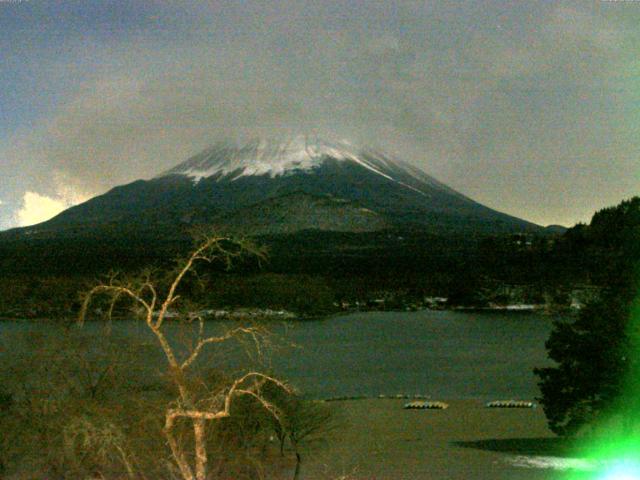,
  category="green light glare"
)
[564,290,640,480]
[598,460,640,480]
